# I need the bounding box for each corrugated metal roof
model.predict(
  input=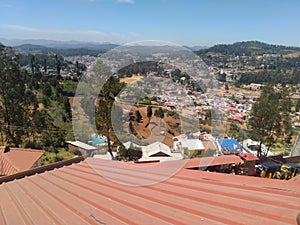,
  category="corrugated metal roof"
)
[185,155,244,168]
[0,147,45,176]
[239,153,259,161]
[0,157,300,225]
